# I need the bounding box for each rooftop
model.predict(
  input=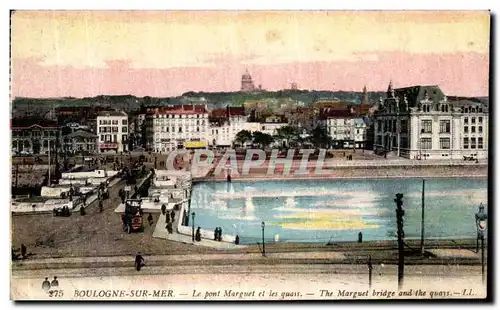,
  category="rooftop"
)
[63,129,97,139]
[97,110,128,117]
[145,105,207,115]
[11,118,58,129]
